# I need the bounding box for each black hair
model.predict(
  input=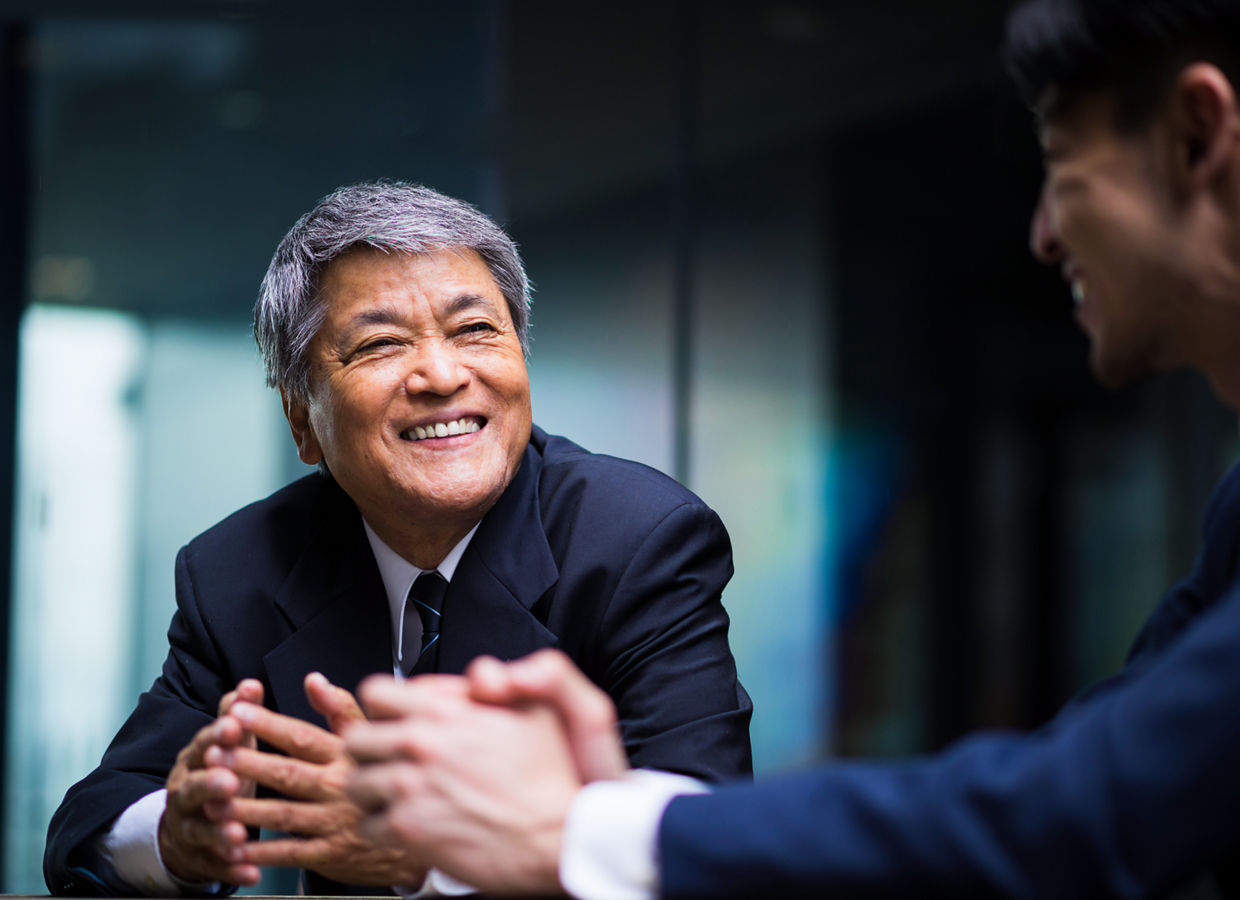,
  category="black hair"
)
[1003,0,1240,129]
